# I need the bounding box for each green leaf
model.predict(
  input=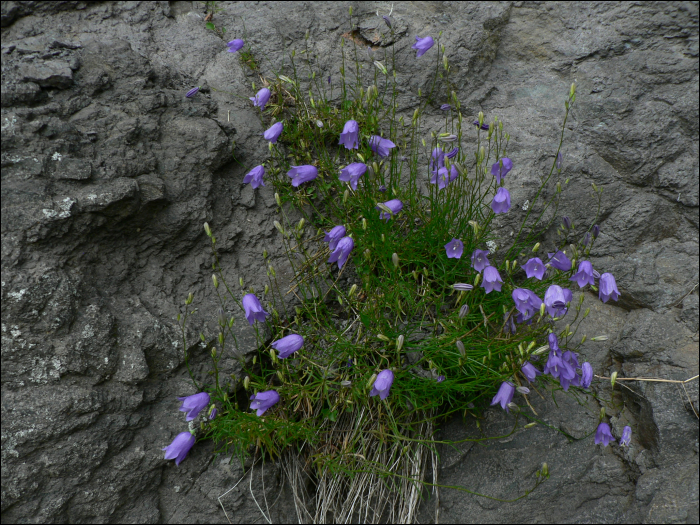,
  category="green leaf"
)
[206,22,216,30]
